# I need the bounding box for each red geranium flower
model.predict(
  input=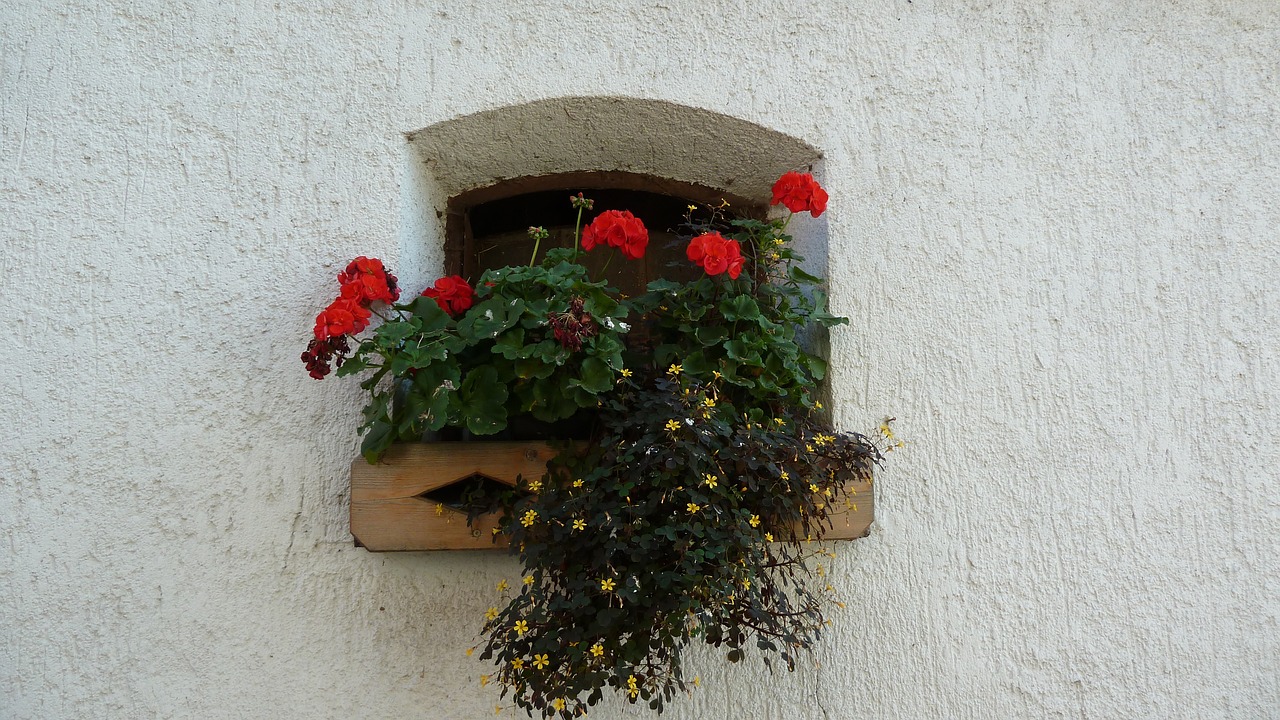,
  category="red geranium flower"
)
[420,275,475,315]
[770,172,828,217]
[581,209,649,260]
[686,232,744,279]
[338,256,400,304]
[314,297,372,340]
